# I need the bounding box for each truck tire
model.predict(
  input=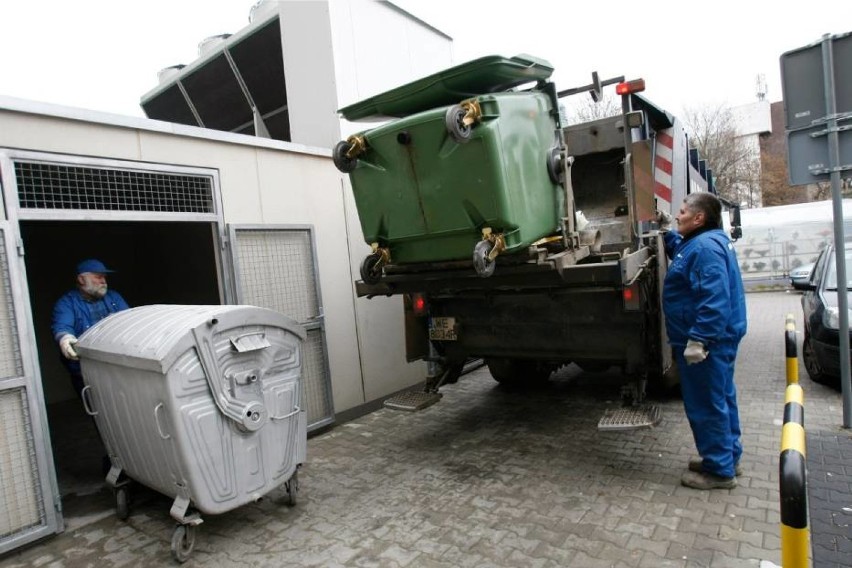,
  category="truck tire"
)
[486,358,552,387]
